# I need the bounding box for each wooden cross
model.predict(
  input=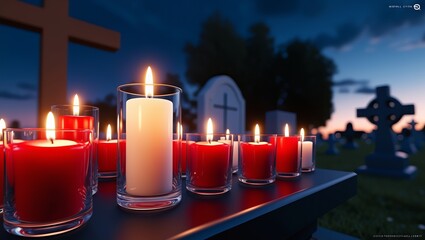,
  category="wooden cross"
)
[357,86,414,154]
[0,0,120,126]
[213,93,237,131]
